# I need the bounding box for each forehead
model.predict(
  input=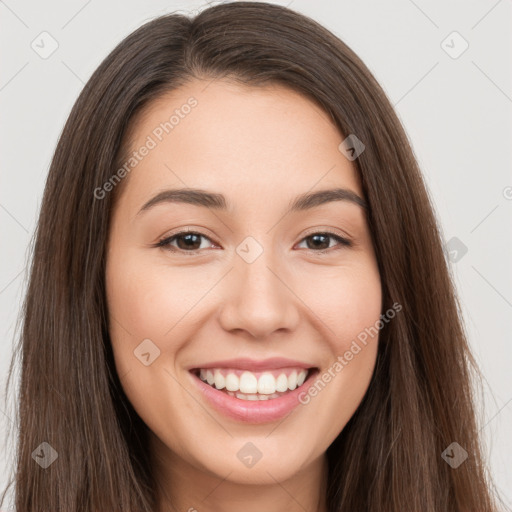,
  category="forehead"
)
[116,79,362,216]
